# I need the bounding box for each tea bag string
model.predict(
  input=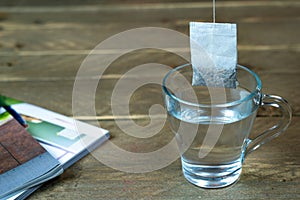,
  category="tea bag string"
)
[213,0,216,23]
